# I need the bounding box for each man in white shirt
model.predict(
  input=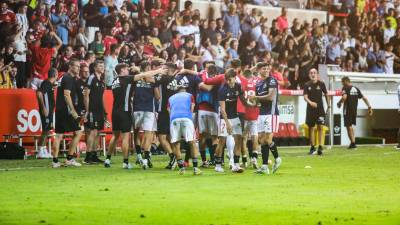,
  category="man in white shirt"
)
[211,33,226,69]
